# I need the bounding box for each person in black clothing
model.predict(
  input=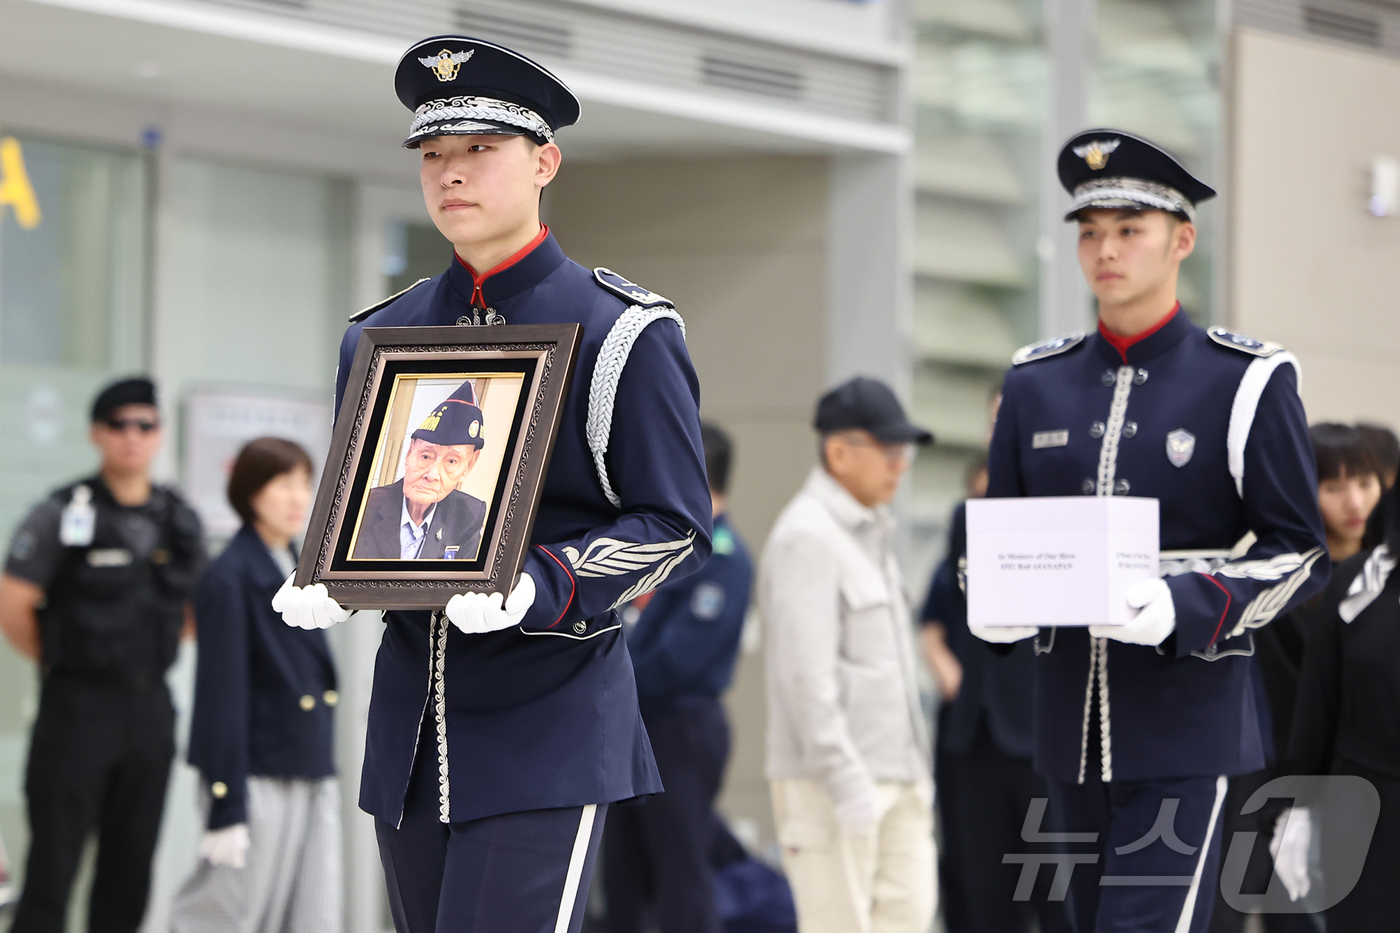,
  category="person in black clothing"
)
[1209,424,1383,933]
[1281,478,1400,931]
[603,423,753,933]
[171,438,341,932]
[0,377,205,933]
[1355,422,1399,490]
[920,466,1070,933]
